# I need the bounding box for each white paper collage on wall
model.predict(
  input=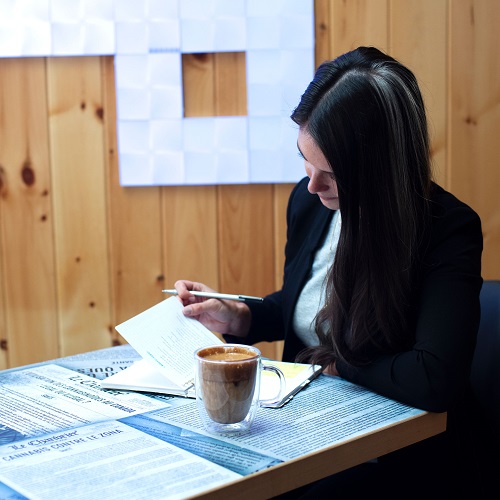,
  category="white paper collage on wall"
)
[0,0,314,186]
